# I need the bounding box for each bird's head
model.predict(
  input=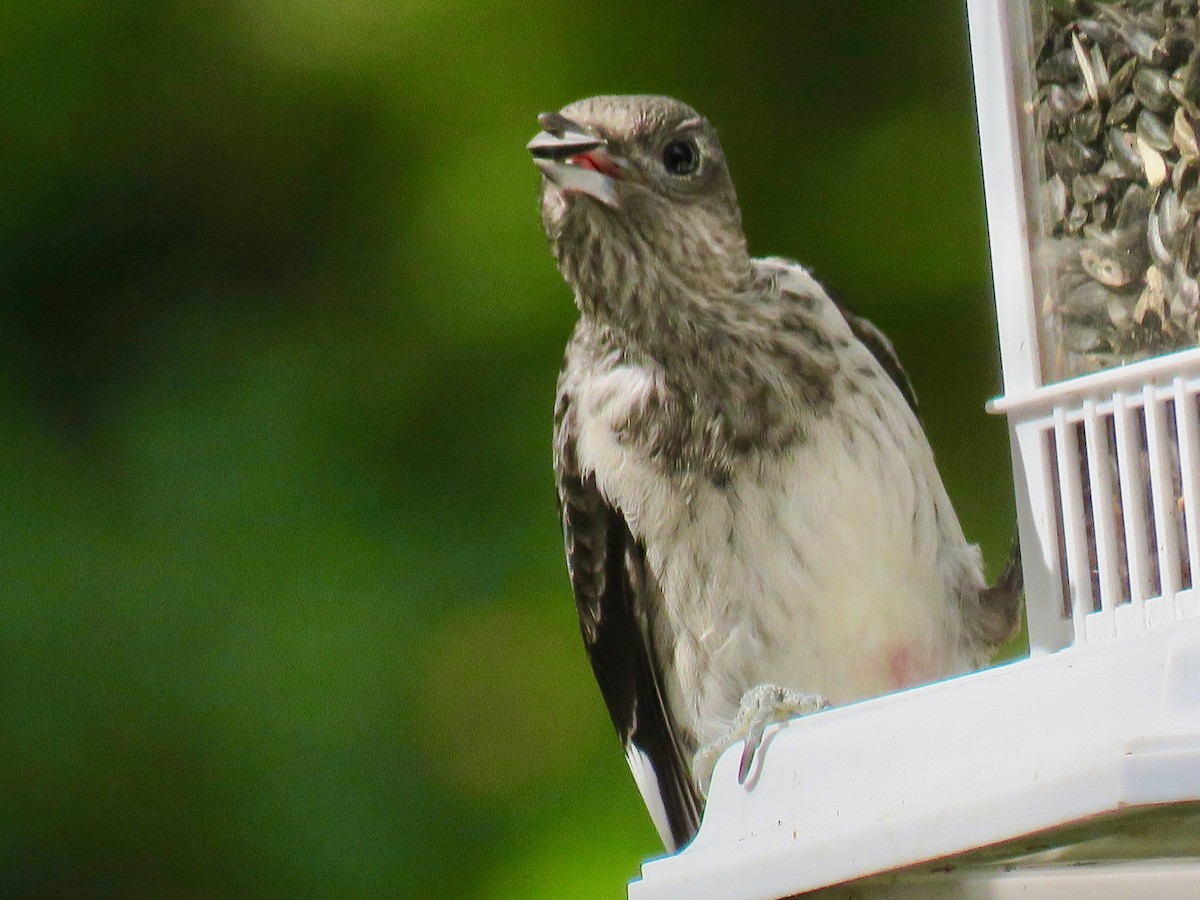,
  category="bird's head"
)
[529,95,753,322]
